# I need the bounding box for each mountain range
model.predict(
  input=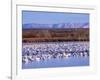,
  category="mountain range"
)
[22,23,89,29]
